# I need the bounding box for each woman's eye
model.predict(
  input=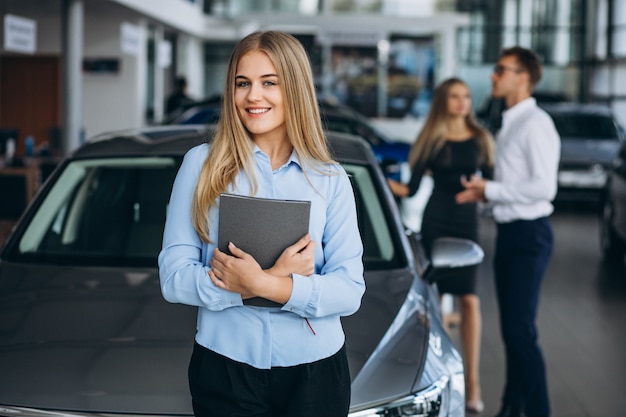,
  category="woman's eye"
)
[235,81,250,88]
[263,80,277,86]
